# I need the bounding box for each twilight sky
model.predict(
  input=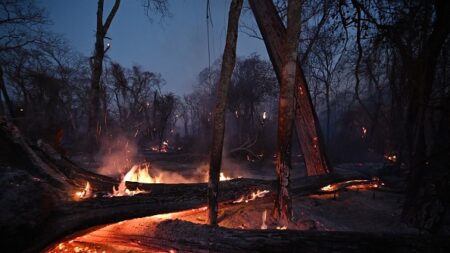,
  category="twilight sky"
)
[40,0,269,96]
